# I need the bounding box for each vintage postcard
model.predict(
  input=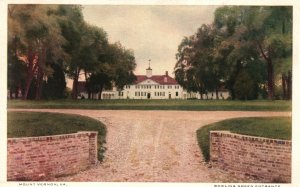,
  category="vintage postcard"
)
[1,0,300,187]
